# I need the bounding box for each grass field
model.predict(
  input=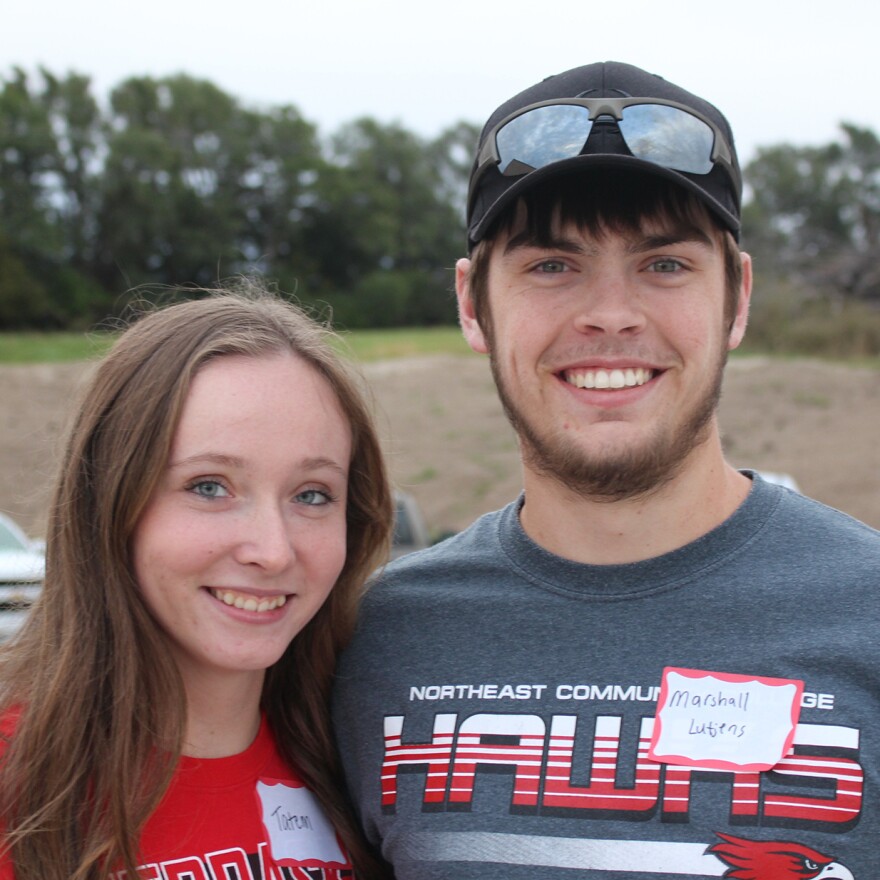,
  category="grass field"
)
[0,332,116,364]
[335,326,474,361]
[0,326,474,364]
[6,325,880,369]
